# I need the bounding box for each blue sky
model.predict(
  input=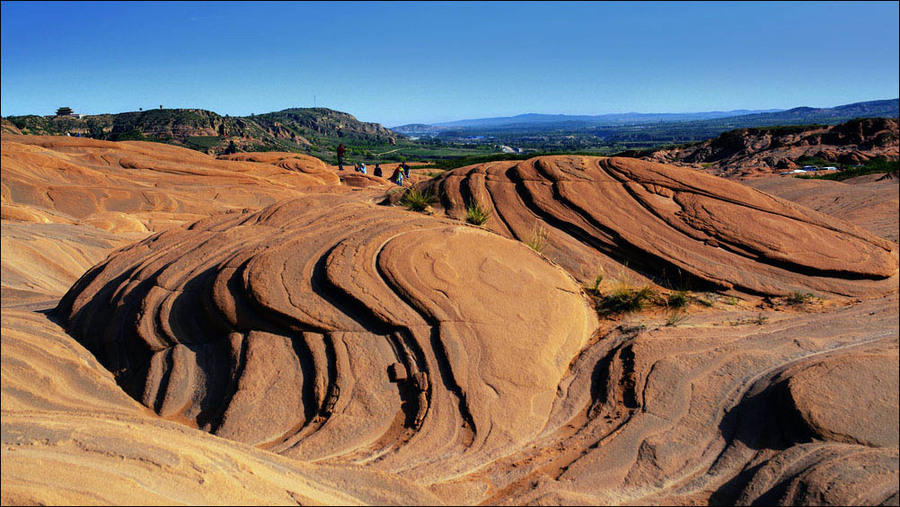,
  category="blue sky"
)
[2,1,898,126]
